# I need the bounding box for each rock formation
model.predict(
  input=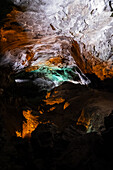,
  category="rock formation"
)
[10,0,113,61]
[0,0,113,170]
